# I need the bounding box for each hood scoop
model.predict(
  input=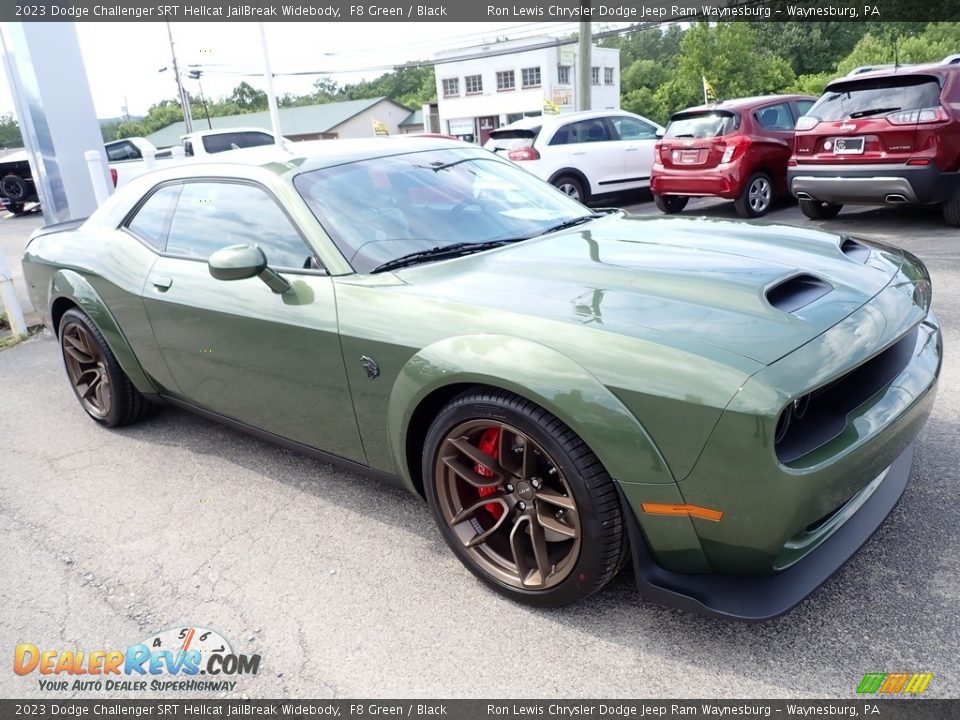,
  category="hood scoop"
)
[840,237,870,263]
[767,274,833,314]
